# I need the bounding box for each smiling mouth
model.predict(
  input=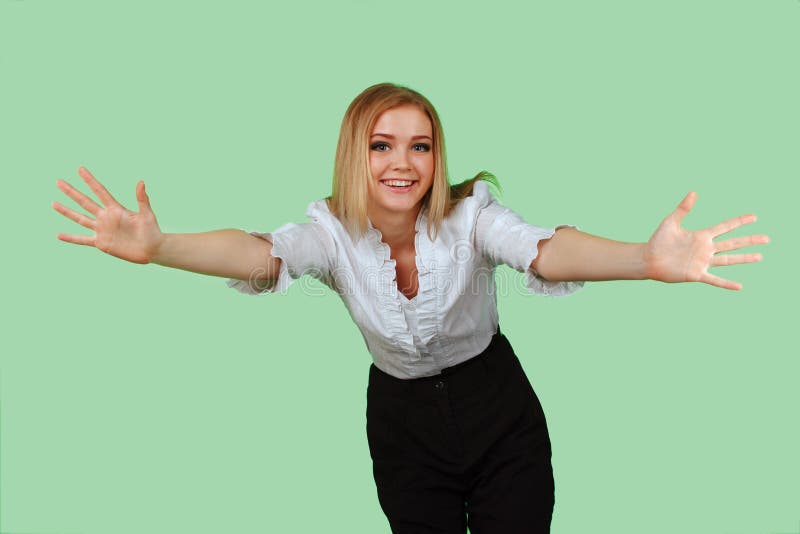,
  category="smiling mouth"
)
[381,179,416,186]
[380,179,417,189]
